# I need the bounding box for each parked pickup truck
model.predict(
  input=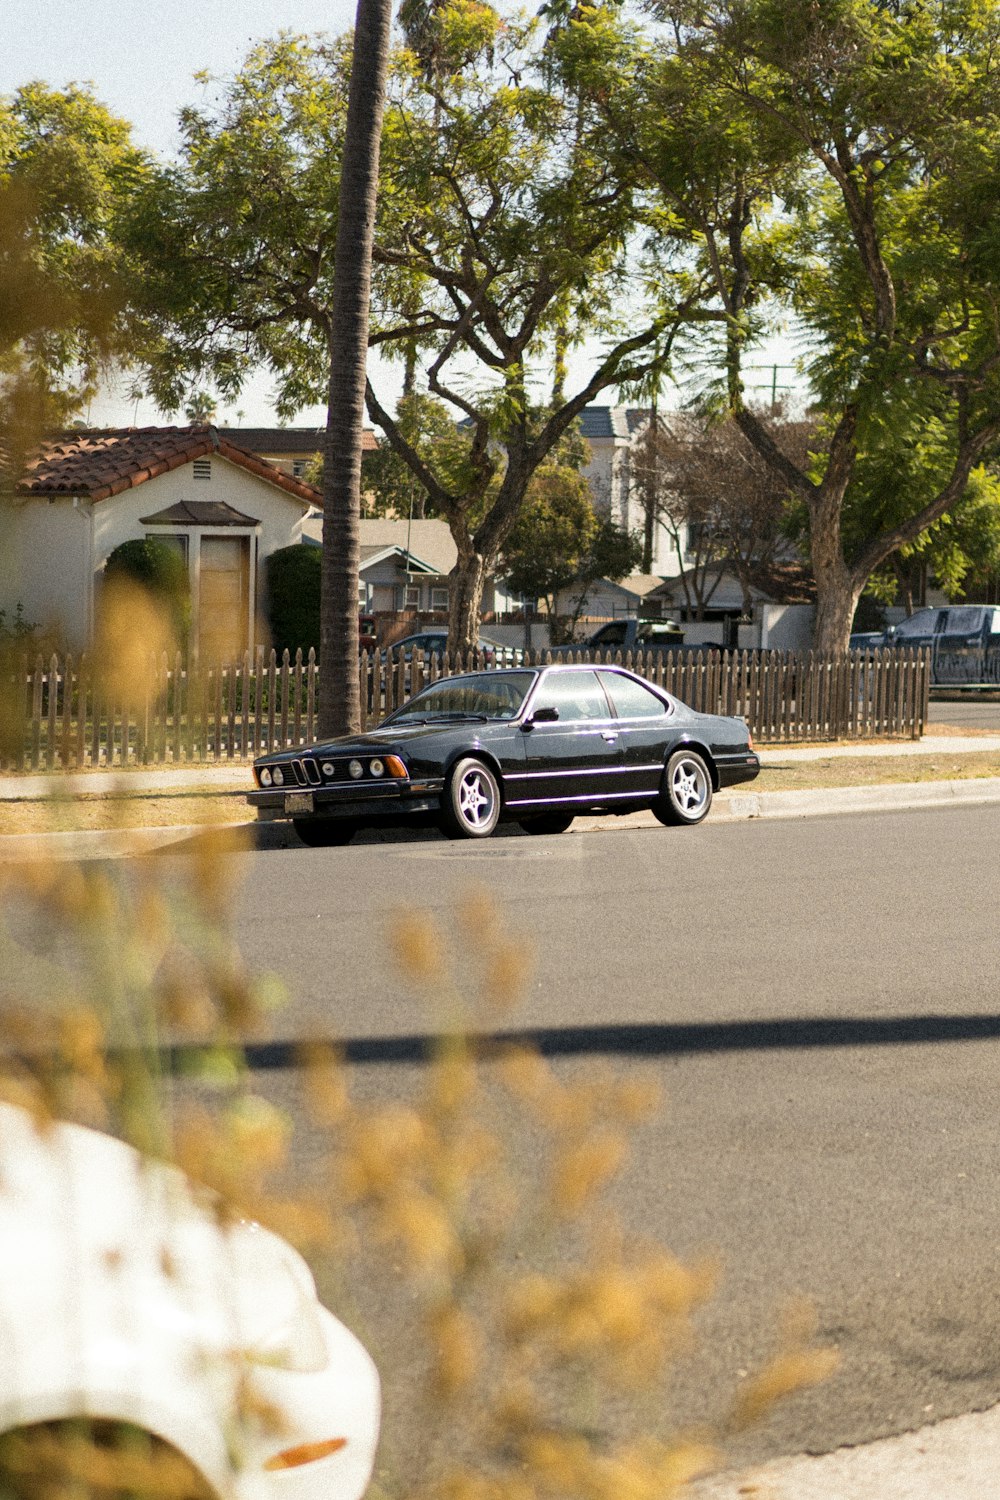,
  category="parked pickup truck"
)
[552,619,689,655]
[852,604,1000,685]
